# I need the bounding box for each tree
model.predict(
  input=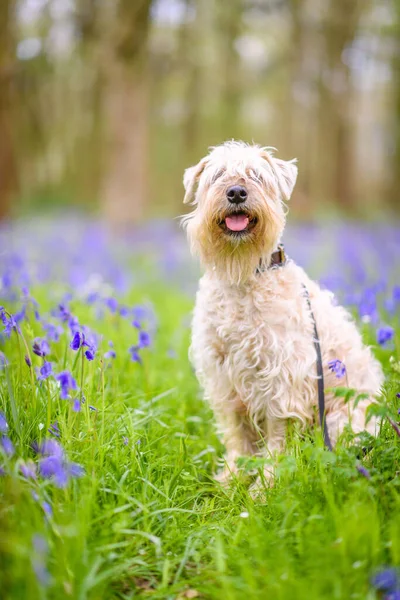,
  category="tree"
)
[0,0,17,220]
[101,0,152,227]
